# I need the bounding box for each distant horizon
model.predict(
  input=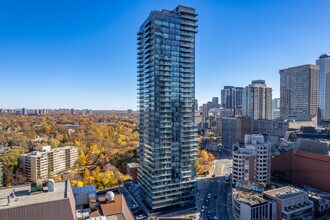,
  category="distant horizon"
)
[1,0,329,109]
